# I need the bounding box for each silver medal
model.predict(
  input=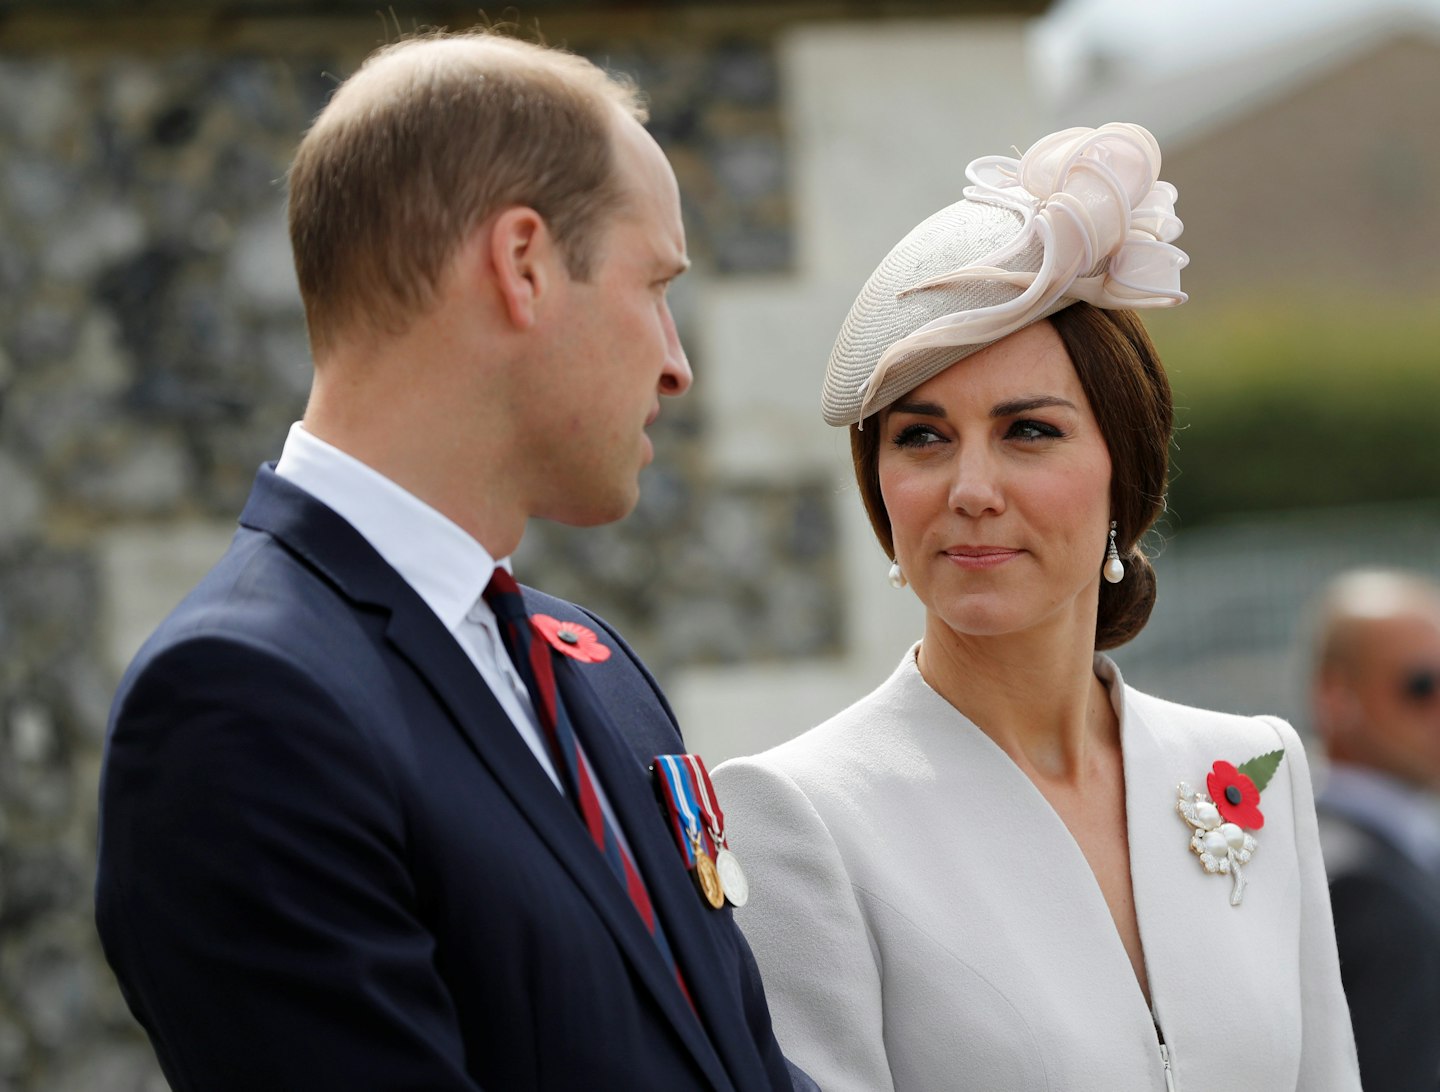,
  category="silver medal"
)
[715,848,749,908]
